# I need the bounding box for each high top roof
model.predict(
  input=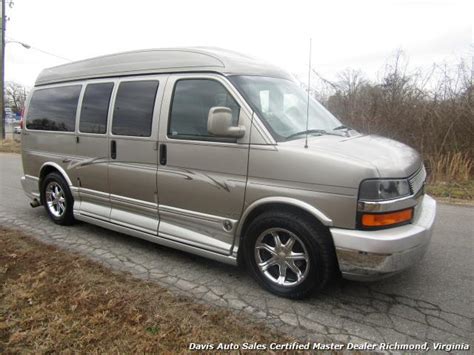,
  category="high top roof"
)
[35,47,292,86]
